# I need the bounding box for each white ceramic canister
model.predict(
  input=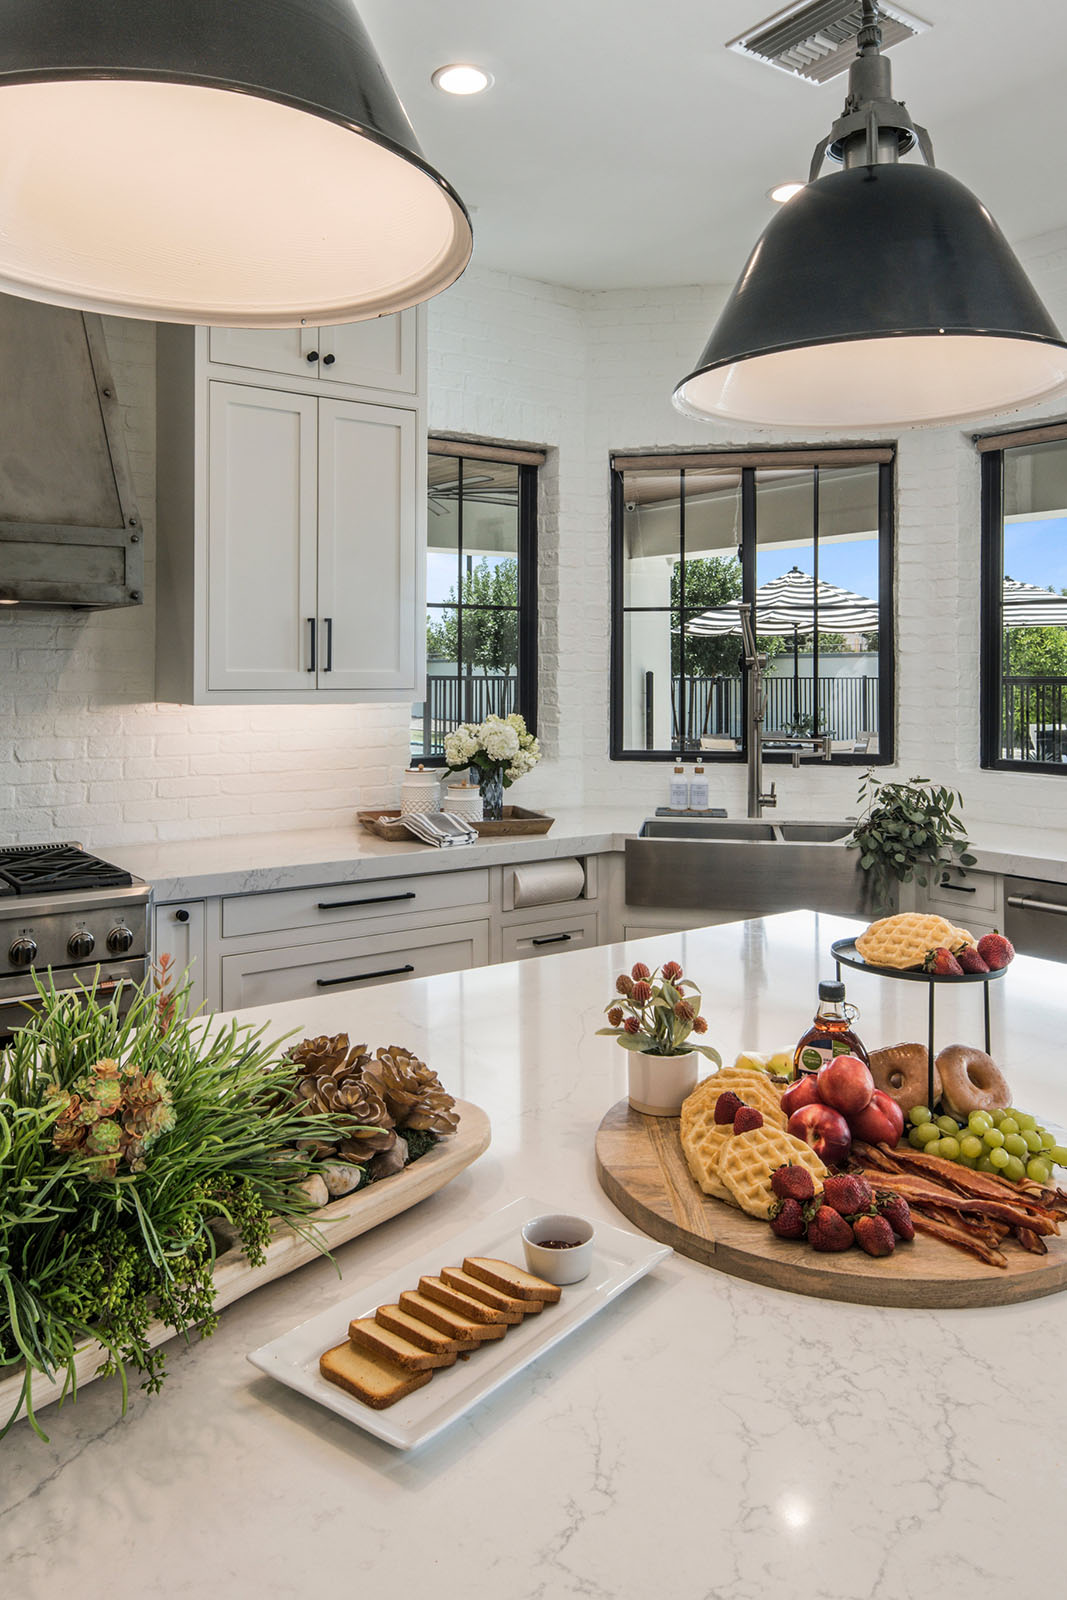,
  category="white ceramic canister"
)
[400,765,444,816]
[441,779,483,822]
